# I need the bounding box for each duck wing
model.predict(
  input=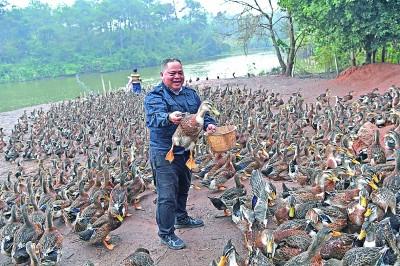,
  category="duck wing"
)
[179,114,202,137]
[250,169,266,199]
